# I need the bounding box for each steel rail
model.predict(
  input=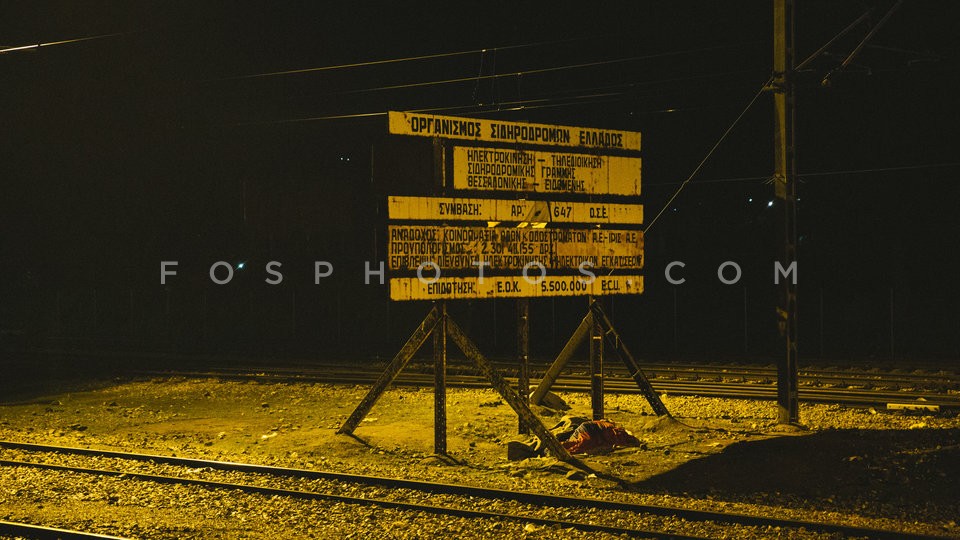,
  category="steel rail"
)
[194,361,960,388]
[233,366,960,394]
[0,520,131,540]
[0,441,949,540]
